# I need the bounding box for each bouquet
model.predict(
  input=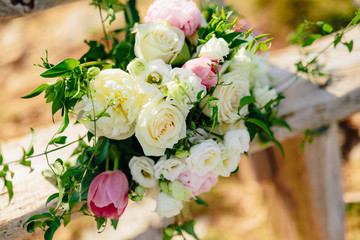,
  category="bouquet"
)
[16,0,288,239]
